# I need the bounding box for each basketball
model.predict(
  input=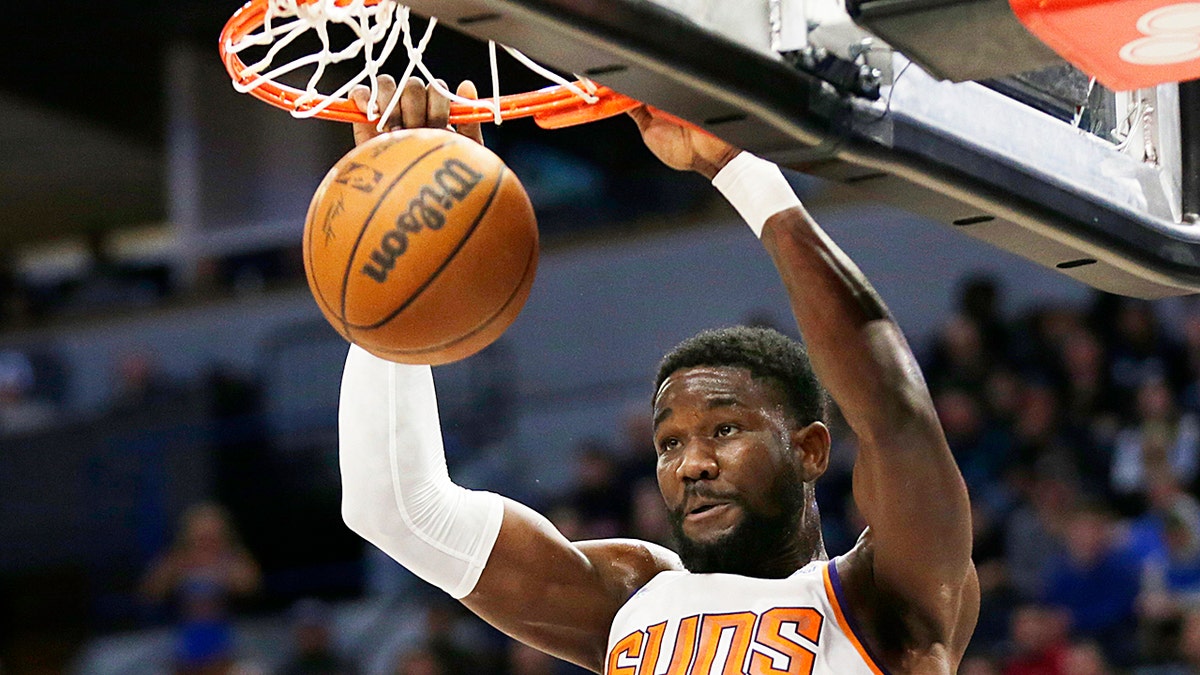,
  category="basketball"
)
[303,128,538,365]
